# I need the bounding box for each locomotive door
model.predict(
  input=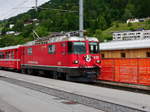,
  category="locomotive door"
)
[21,47,25,66]
[59,42,67,67]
